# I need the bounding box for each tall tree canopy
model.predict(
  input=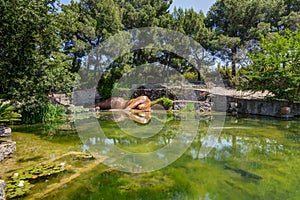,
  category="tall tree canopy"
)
[206,0,299,77]
[0,0,77,108]
[59,0,122,72]
[0,0,80,122]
